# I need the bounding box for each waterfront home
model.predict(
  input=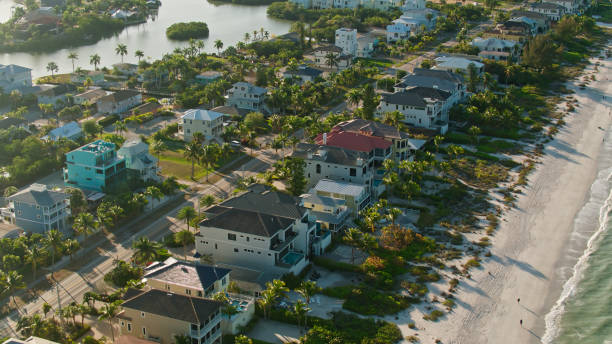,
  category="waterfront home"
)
[510,10,550,33]
[300,191,350,232]
[73,89,108,105]
[282,65,323,84]
[196,184,324,275]
[312,45,353,71]
[296,0,399,9]
[195,71,223,85]
[0,64,32,92]
[37,84,76,109]
[116,140,160,182]
[5,183,70,234]
[43,121,82,142]
[17,7,60,26]
[376,86,452,134]
[70,70,104,85]
[333,119,414,161]
[312,179,370,214]
[118,289,223,344]
[64,140,127,191]
[394,68,466,106]
[96,90,142,115]
[315,128,393,167]
[471,37,520,61]
[433,56,485,75]
[526,2,565,21]
[179,109,224,143]
[402,0,426,10]
[225,82,267,113]
[293,142,374,194]
[542,0,583,14]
